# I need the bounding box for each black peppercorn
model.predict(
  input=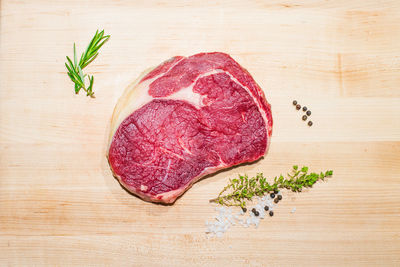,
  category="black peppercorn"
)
[308,121,313,126]
[296,104,301,110]
[252,208,259,216]
[274,189,279,194]
[270,193,275,199]
[302,115,307,121]
[264,206,269,211]
[269,211,274,217]
[277,195,282,200]
[306,110,311,116]
[242,207,247,213]
[274,198,279,203]
[302,106,307,112]
[292,100,297,105]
